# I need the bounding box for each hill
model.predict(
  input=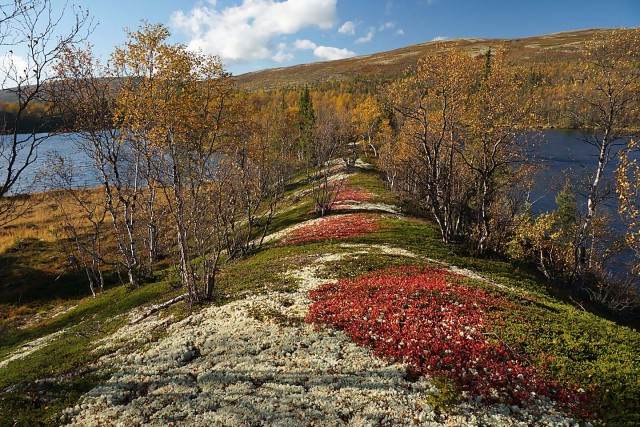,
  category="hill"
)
[1,162,638,426]
[233,28,604,90]
[0,28,611,102]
